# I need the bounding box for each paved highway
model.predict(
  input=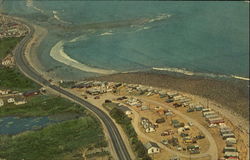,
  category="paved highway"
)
[13,21,132,160]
